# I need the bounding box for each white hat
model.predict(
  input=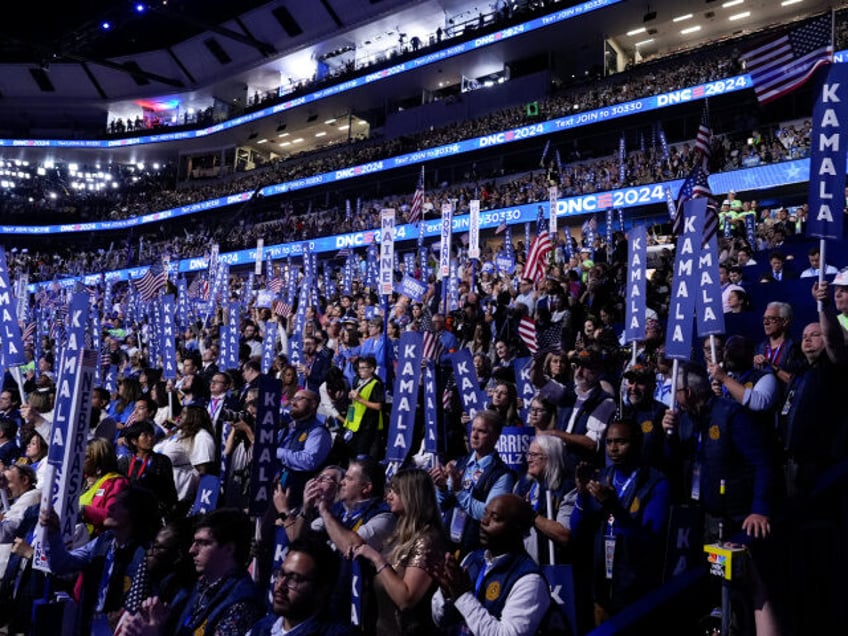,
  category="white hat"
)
[833,268,848,286]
